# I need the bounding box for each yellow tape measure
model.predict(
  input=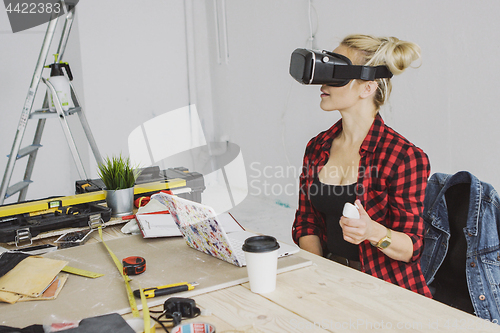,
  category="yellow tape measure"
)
[98,227,140,318]
[96,226,151,332]
[139,285,151,333]
[62,265,104,278]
